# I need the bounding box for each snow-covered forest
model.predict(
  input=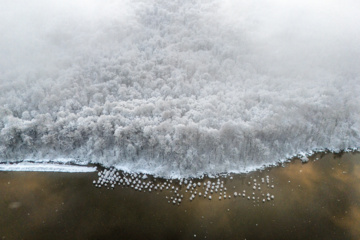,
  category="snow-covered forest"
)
[0,0,359,177]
